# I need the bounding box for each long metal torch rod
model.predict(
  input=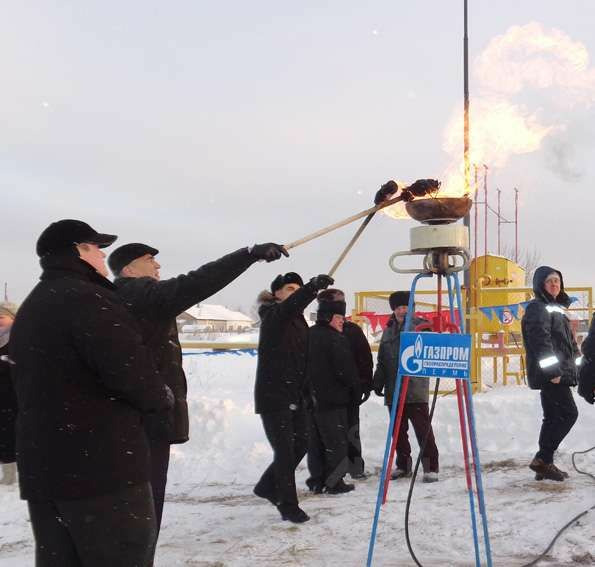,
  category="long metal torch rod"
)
[284,194,405,251]
[327,212,376,277]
